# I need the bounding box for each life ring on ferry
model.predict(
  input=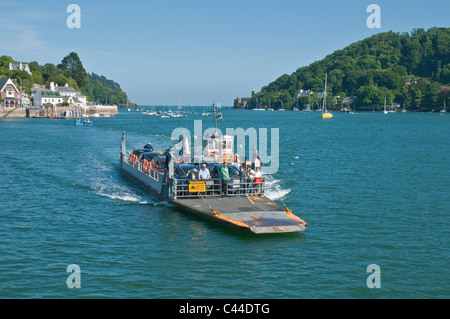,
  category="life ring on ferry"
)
[130,153,137,166]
